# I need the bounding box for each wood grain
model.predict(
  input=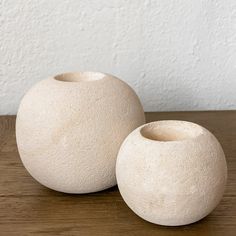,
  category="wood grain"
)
[0,111,235,236]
